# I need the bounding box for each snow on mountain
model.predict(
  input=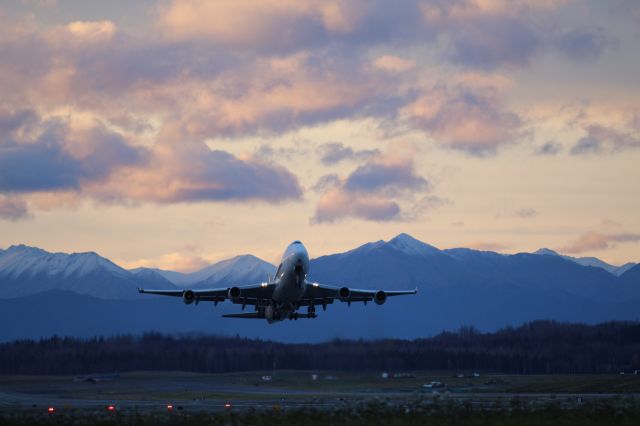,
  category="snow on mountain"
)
[338,233,440,259]
[191,255,276,289]
[614,263,637,277]
[0,245,128,280]
[0,245,176,299]
[133,255,276,288]
[533,248,635,275]
[386,233,441,256]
